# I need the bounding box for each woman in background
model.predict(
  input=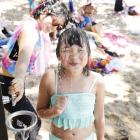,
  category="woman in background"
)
[0,1,68,139]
